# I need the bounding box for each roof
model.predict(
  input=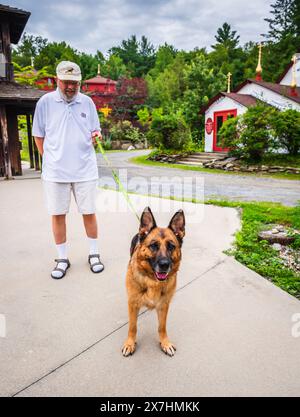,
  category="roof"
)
[277,62,293,84]
[235,79,300,104]
[0,81,46,102]
[277,52,300,83]
[84,75,117,84]
[0,5,30,44]
[223,93,259,107]
[200,92,259,114]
